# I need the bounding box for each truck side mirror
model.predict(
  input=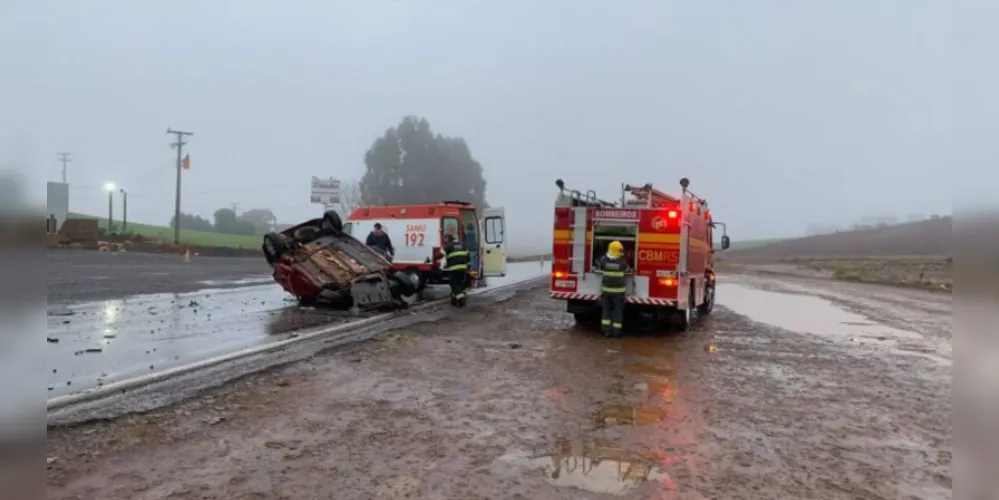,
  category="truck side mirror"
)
[721,235,731,250]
